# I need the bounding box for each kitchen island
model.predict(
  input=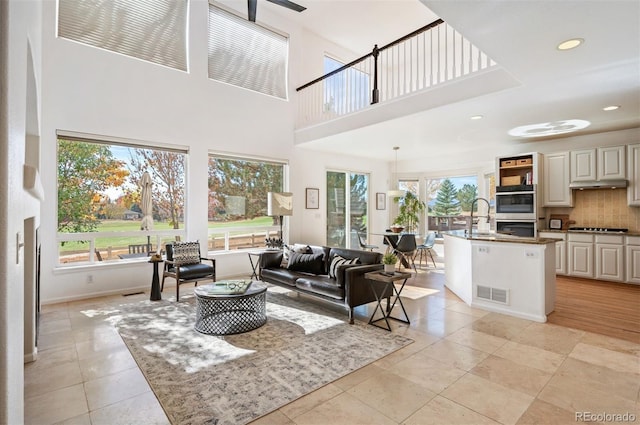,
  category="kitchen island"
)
[443,230,558,322]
